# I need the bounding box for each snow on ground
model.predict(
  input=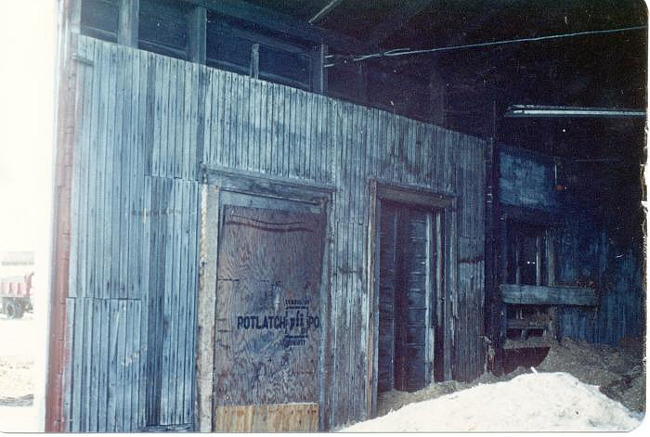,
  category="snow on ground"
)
[343,372,642,432]
[0,314,38,432]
